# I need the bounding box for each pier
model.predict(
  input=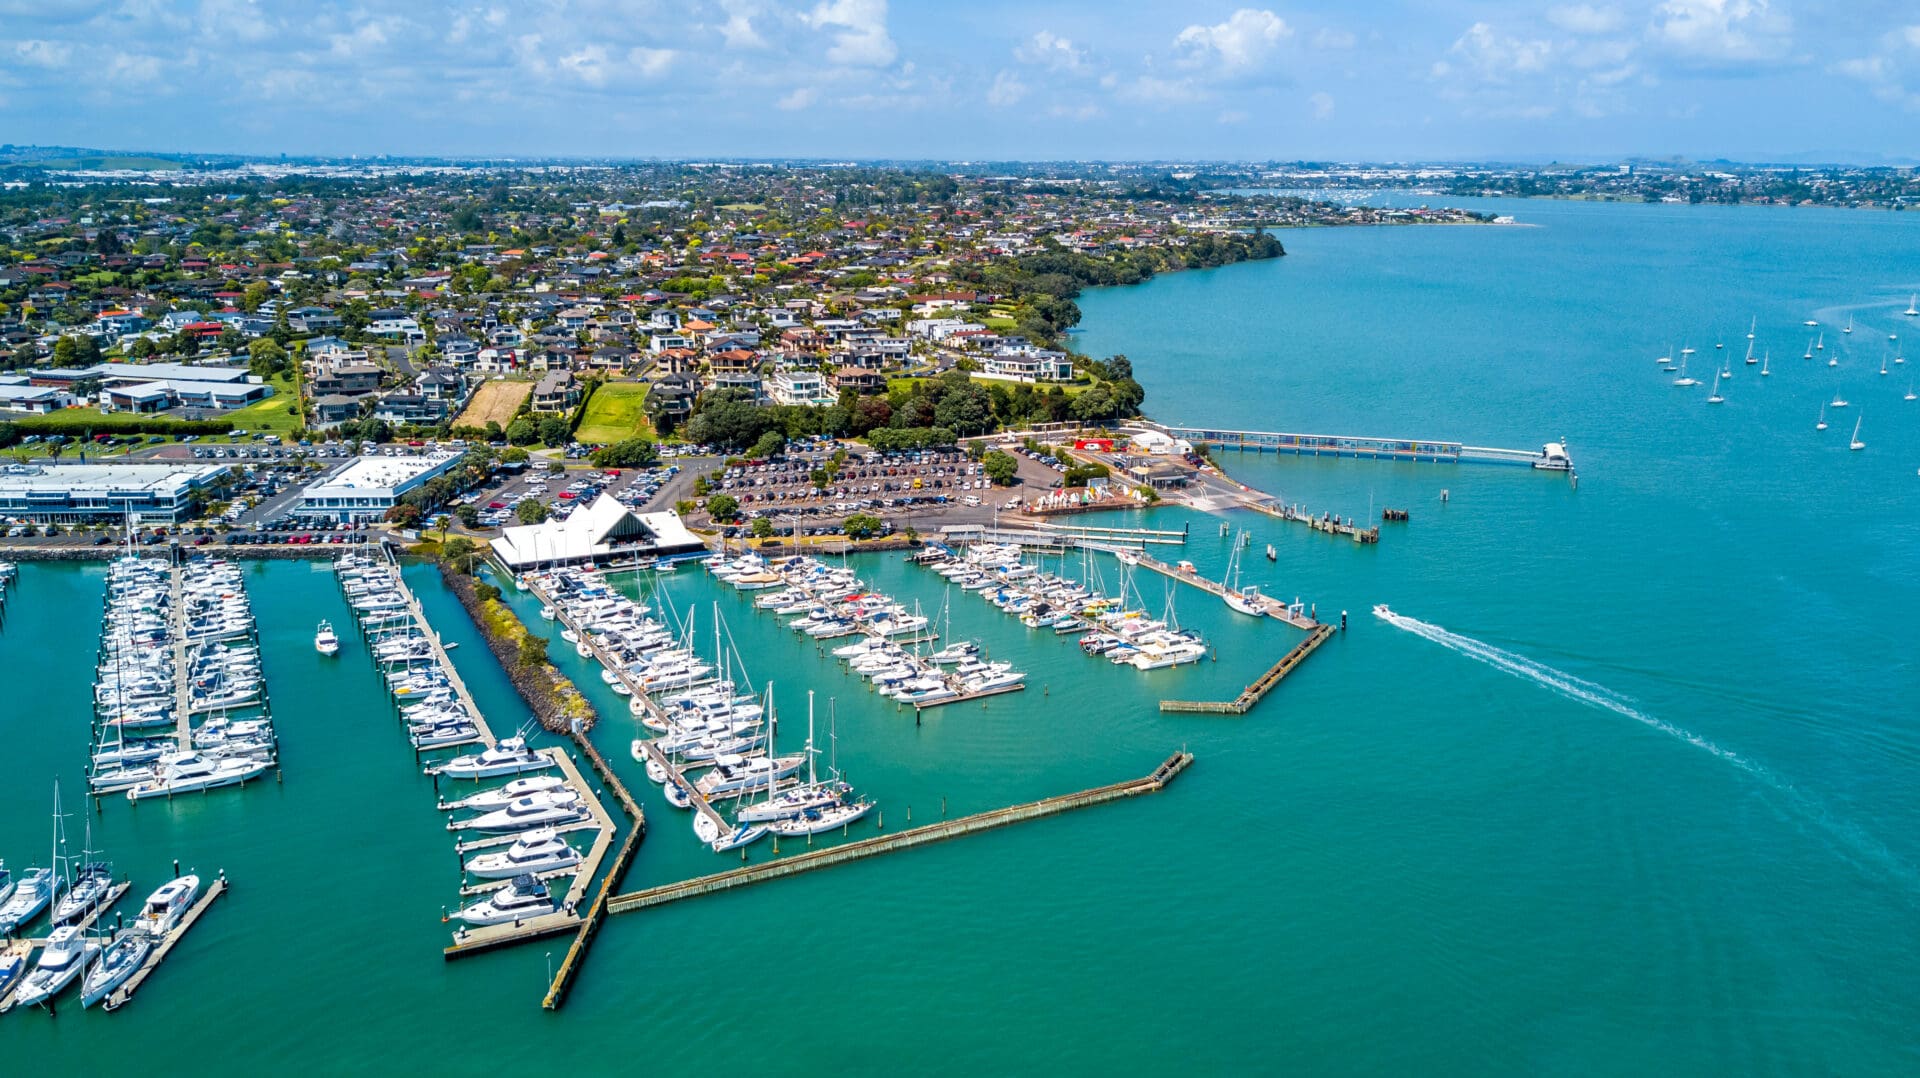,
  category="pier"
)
[608,751,1193,915]
[1152,423,1563,469]
[357,548,497,746]
[634,738,737,840]
[1034,520,1189,546]
[541,732,646,1011]
[1160,624,1335,714]
[101,877,228,1012]
[1122,551,1320,630]
[170,564,191,749]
